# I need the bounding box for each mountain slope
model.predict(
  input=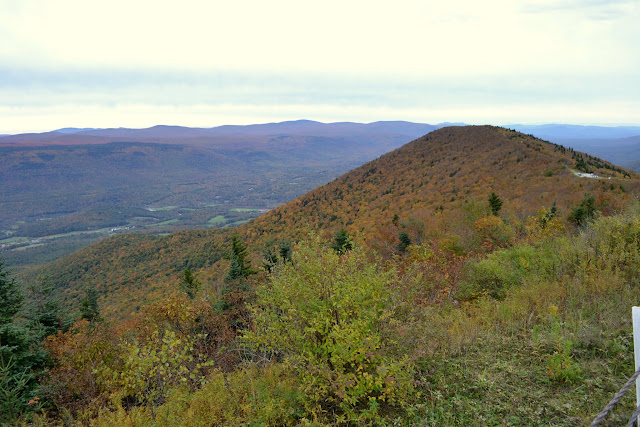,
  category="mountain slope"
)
[31,126,640,318]
[247,125,637,240]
